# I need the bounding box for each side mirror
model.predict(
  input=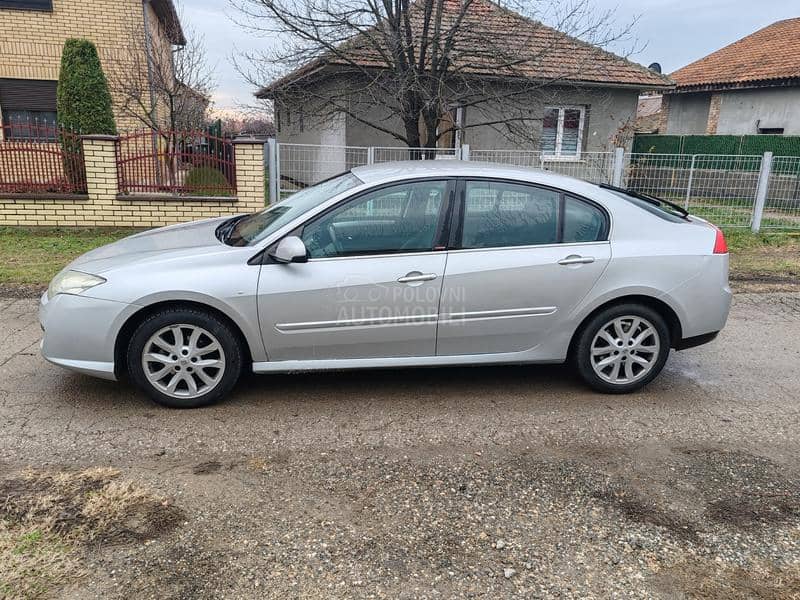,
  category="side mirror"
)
[269,236,308,264]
